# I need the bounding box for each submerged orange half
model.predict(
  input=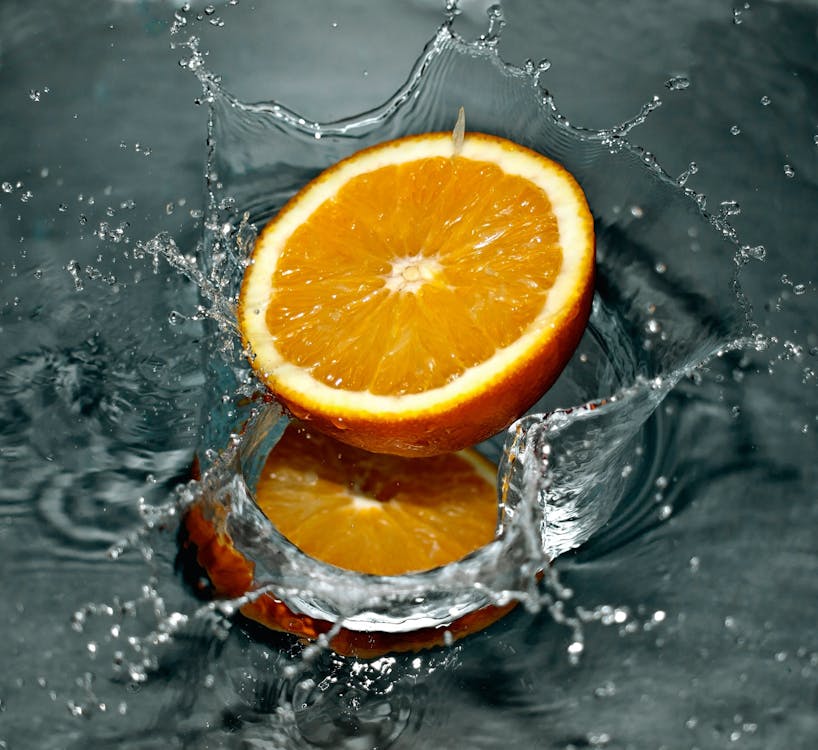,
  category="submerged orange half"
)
[238,131,595,456]
[183,423,515,657]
